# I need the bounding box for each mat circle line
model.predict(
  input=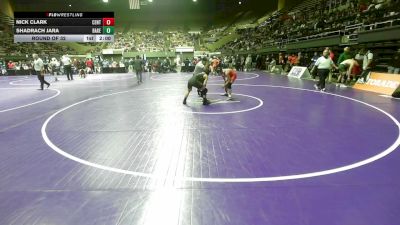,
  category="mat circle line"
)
[41,85,400,183]
[0,88,61,113]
